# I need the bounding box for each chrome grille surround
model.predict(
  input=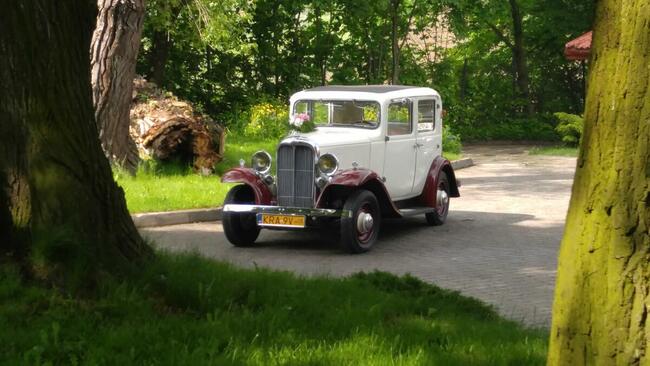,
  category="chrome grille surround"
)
[276,137,318,208]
